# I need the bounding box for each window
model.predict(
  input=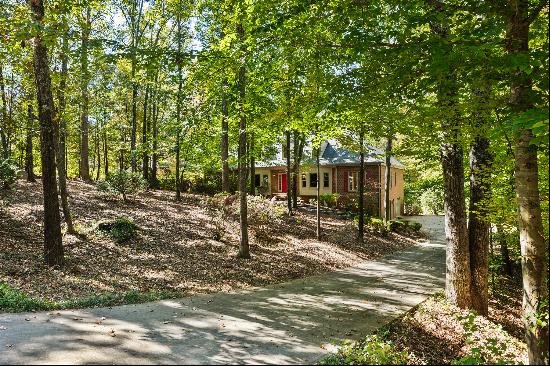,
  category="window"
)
[323,172,329,188]
[263,175,269,187]
[348,171,359,191]
[310,173,318,187]
[255,174,261,187]
[301,174,307,187]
